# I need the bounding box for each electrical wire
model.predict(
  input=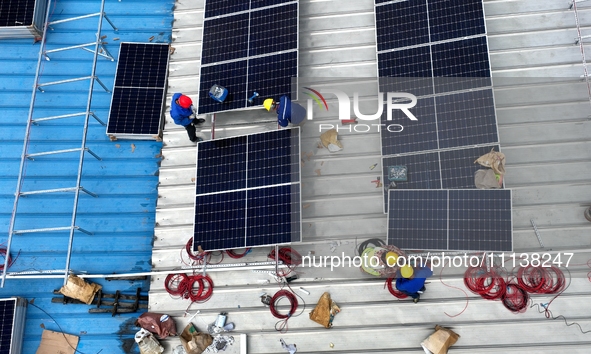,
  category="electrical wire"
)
[464,266,506,301]
[185,238,211,263]
[502,282,529,313]
[439,267,469,318]
[0,247,19,271]
[225,248,251,259]
[384,278,408,299]
[164,273,214,303]
[28,300,103,354]
[270,289,298,333]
